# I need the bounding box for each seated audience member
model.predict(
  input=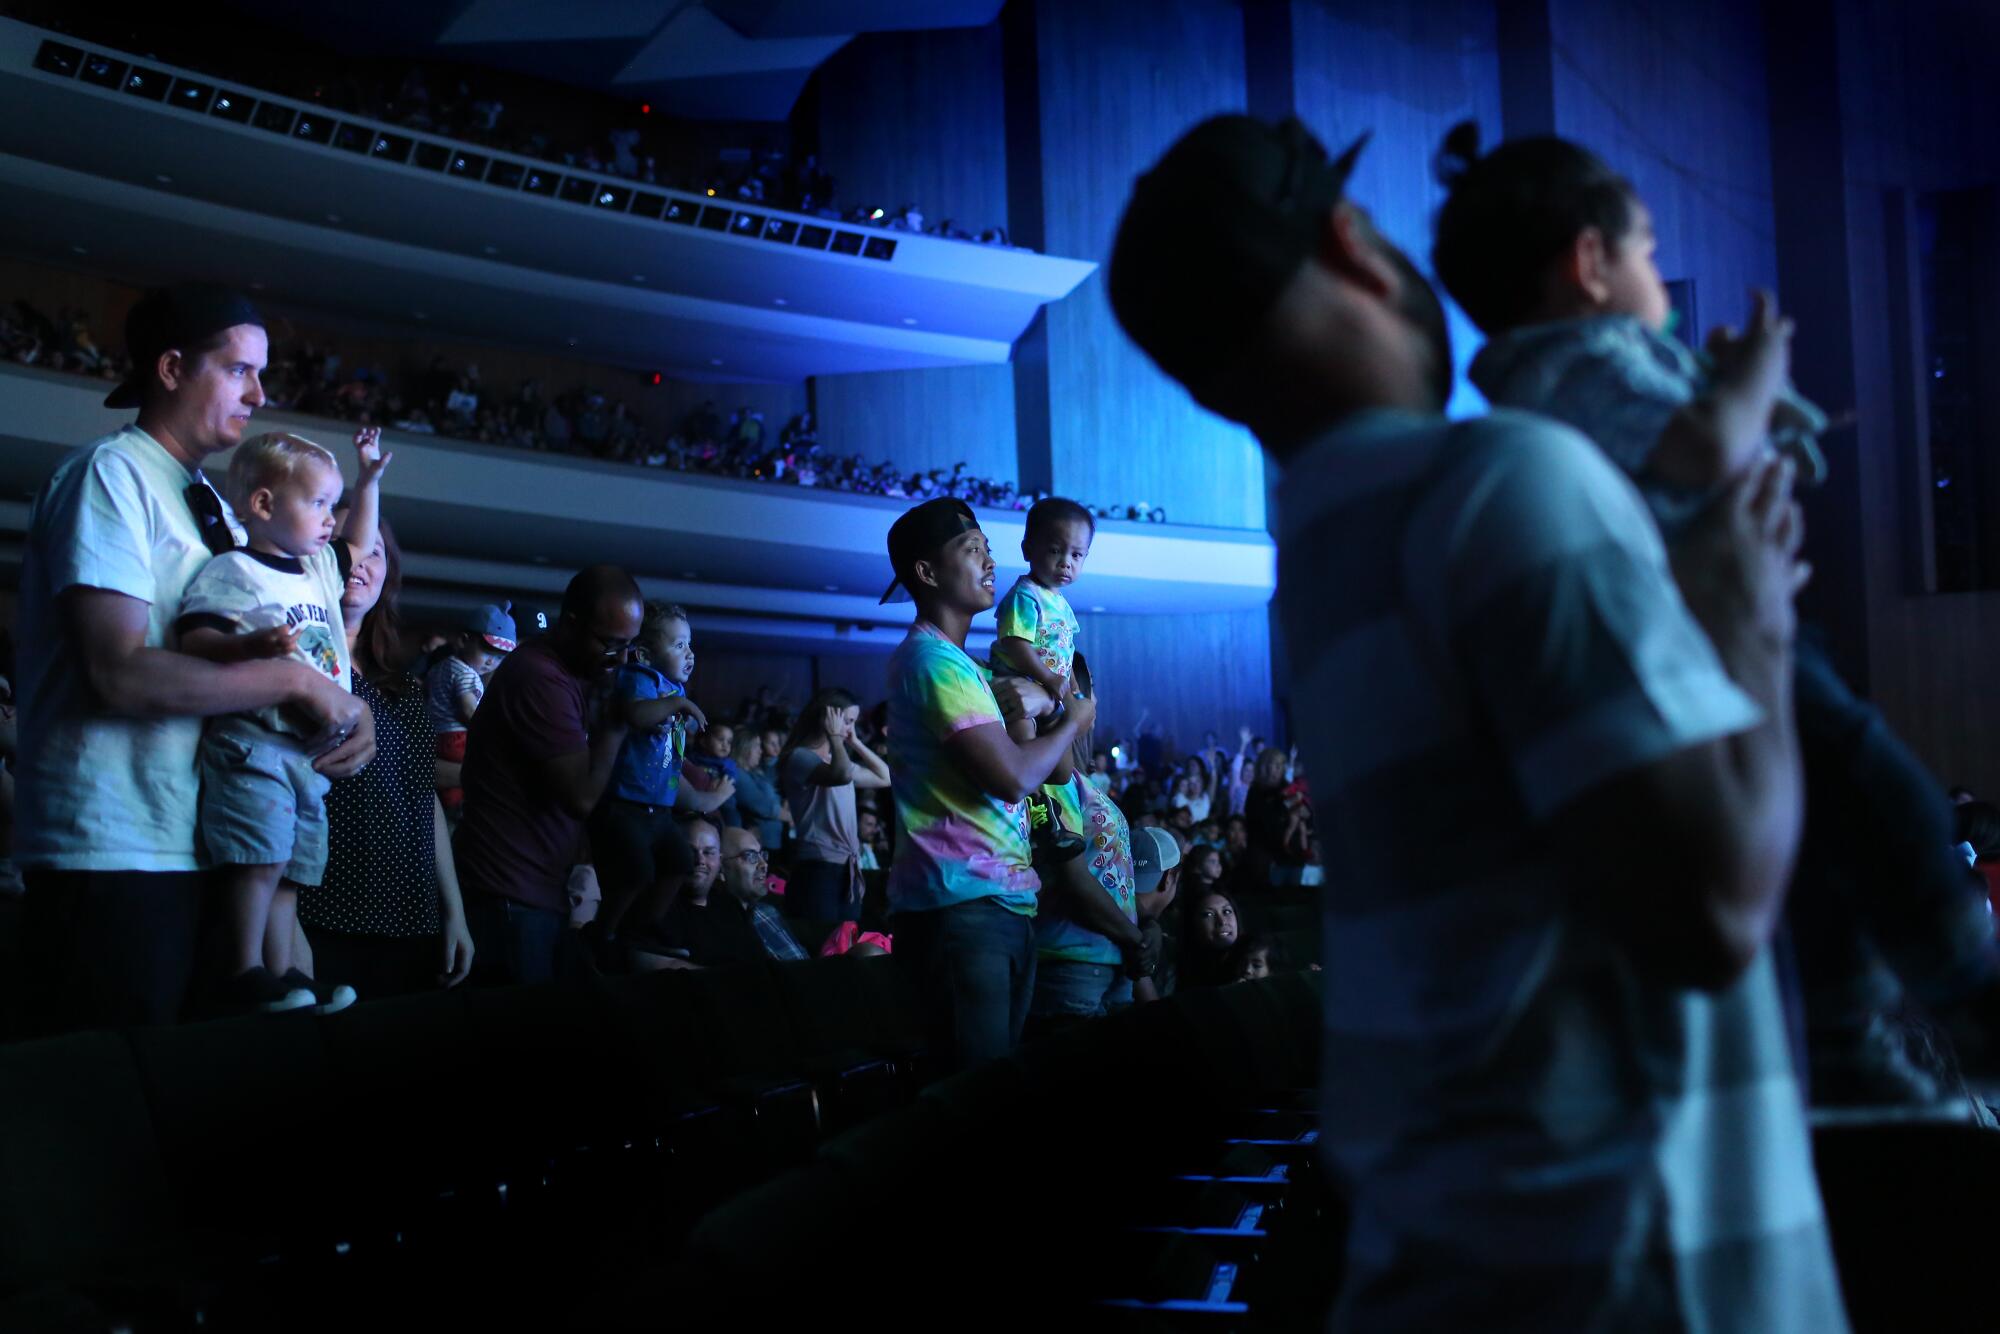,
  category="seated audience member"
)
[1228,931,1288,982]
[778,688,891,923]
[426,602,517,825]
[857,806,887,871]
[728,829,810,962]
[587,601,715,946]
[305,515,475,999]
[1110,113,1840,1328]
[641,823,800,967]
[1177,889,1242,991]
[731,728,787,854]
[881,498,1095,1069]
[682,722,742,827]
[1132,824,1183,928]
[1183,843,1225,899]
[627,815,721,971]
[456,564,642,985]
[174,426,391,1015]
[1172,760,1214,823]
[17,284,369,1034]
[1243,747,1312,888]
